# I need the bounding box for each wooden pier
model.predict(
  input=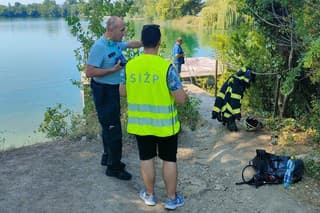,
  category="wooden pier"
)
[180,57,218,78]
